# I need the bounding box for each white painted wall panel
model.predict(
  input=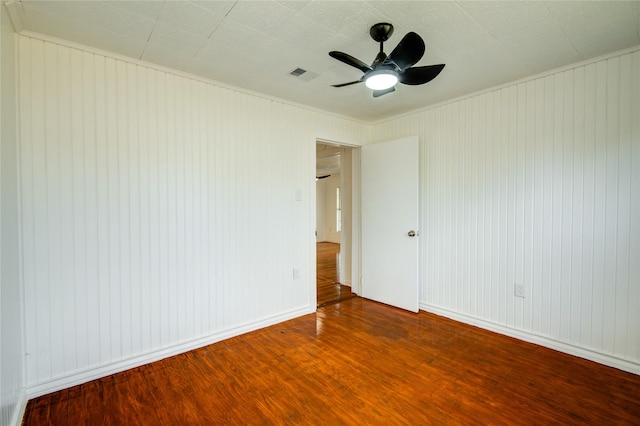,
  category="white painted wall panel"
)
[1,5,27,425]
[373,48,640,372]
[17,35,368,393]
